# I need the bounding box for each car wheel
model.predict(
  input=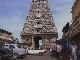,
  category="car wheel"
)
[39,52,43,56]
[13,53,19,59]
[0,55,2,60]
